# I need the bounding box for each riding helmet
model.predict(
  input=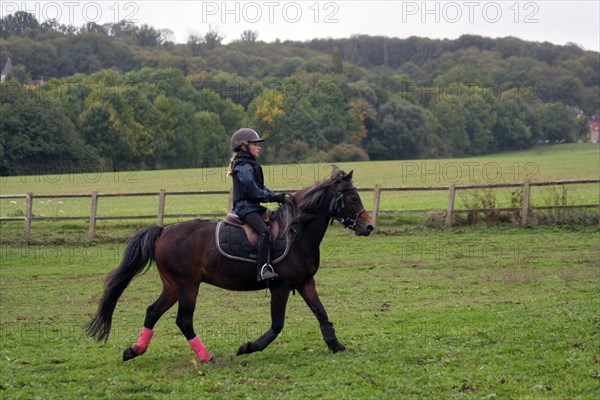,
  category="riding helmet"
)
[230,128,265,152]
